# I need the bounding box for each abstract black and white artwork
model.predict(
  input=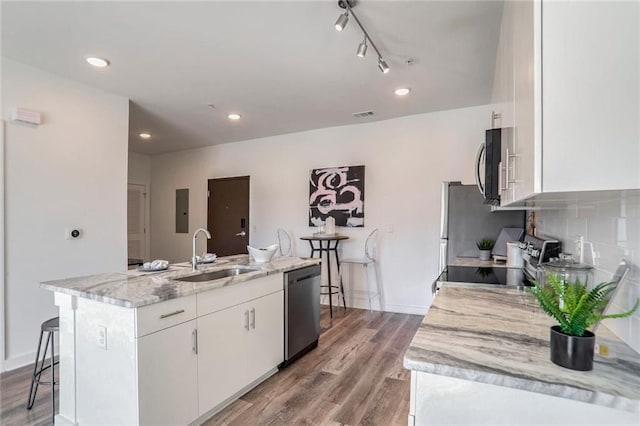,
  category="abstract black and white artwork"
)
[309,165,365,227]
